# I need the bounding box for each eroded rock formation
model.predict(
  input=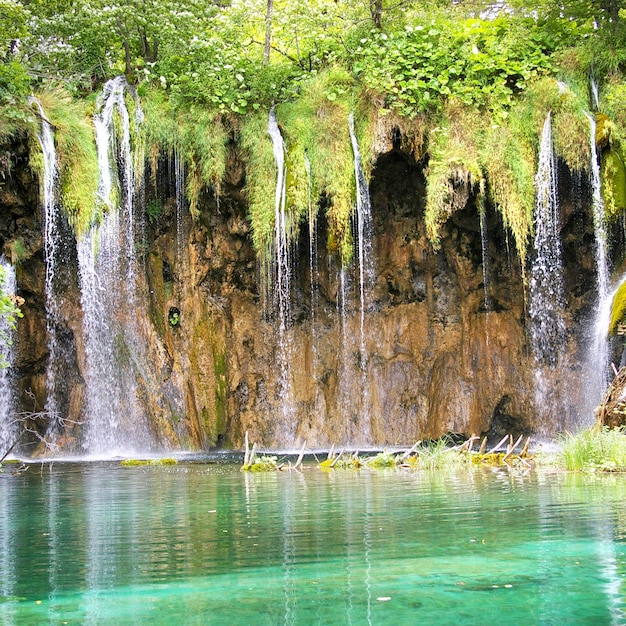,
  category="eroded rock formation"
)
[0,135,604,453]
